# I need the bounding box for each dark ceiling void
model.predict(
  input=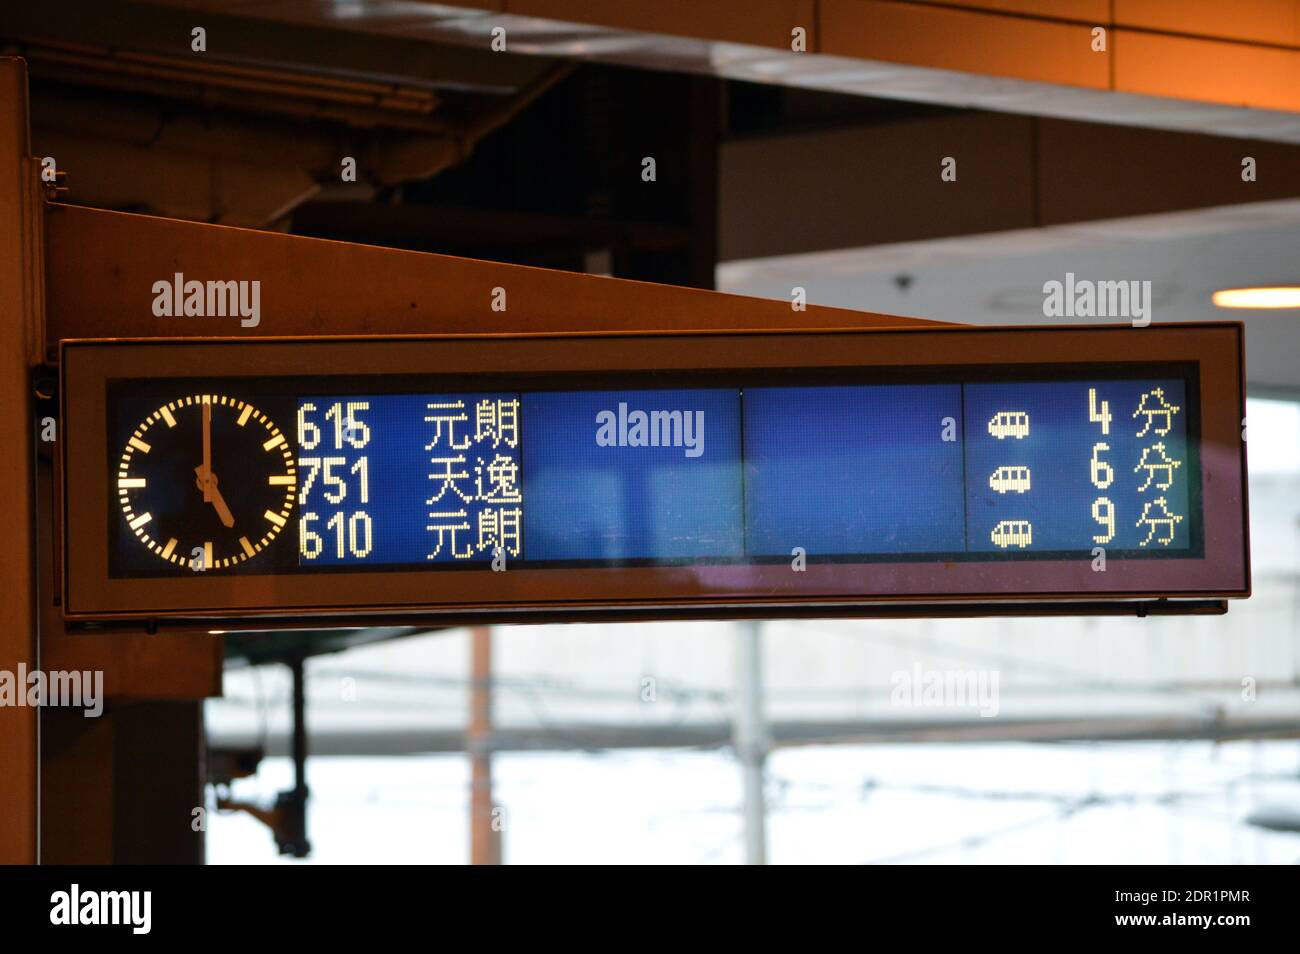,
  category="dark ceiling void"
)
[298,65,722,287]
[7,0,1300,286]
